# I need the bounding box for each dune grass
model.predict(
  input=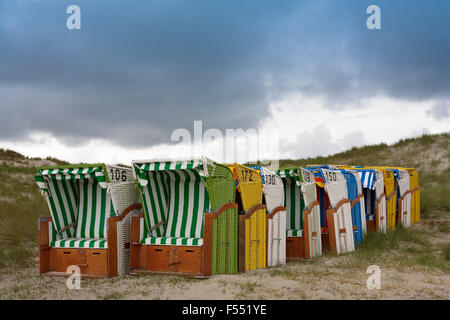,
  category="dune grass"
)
[0,161,47,268]
[0,133,449,272]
